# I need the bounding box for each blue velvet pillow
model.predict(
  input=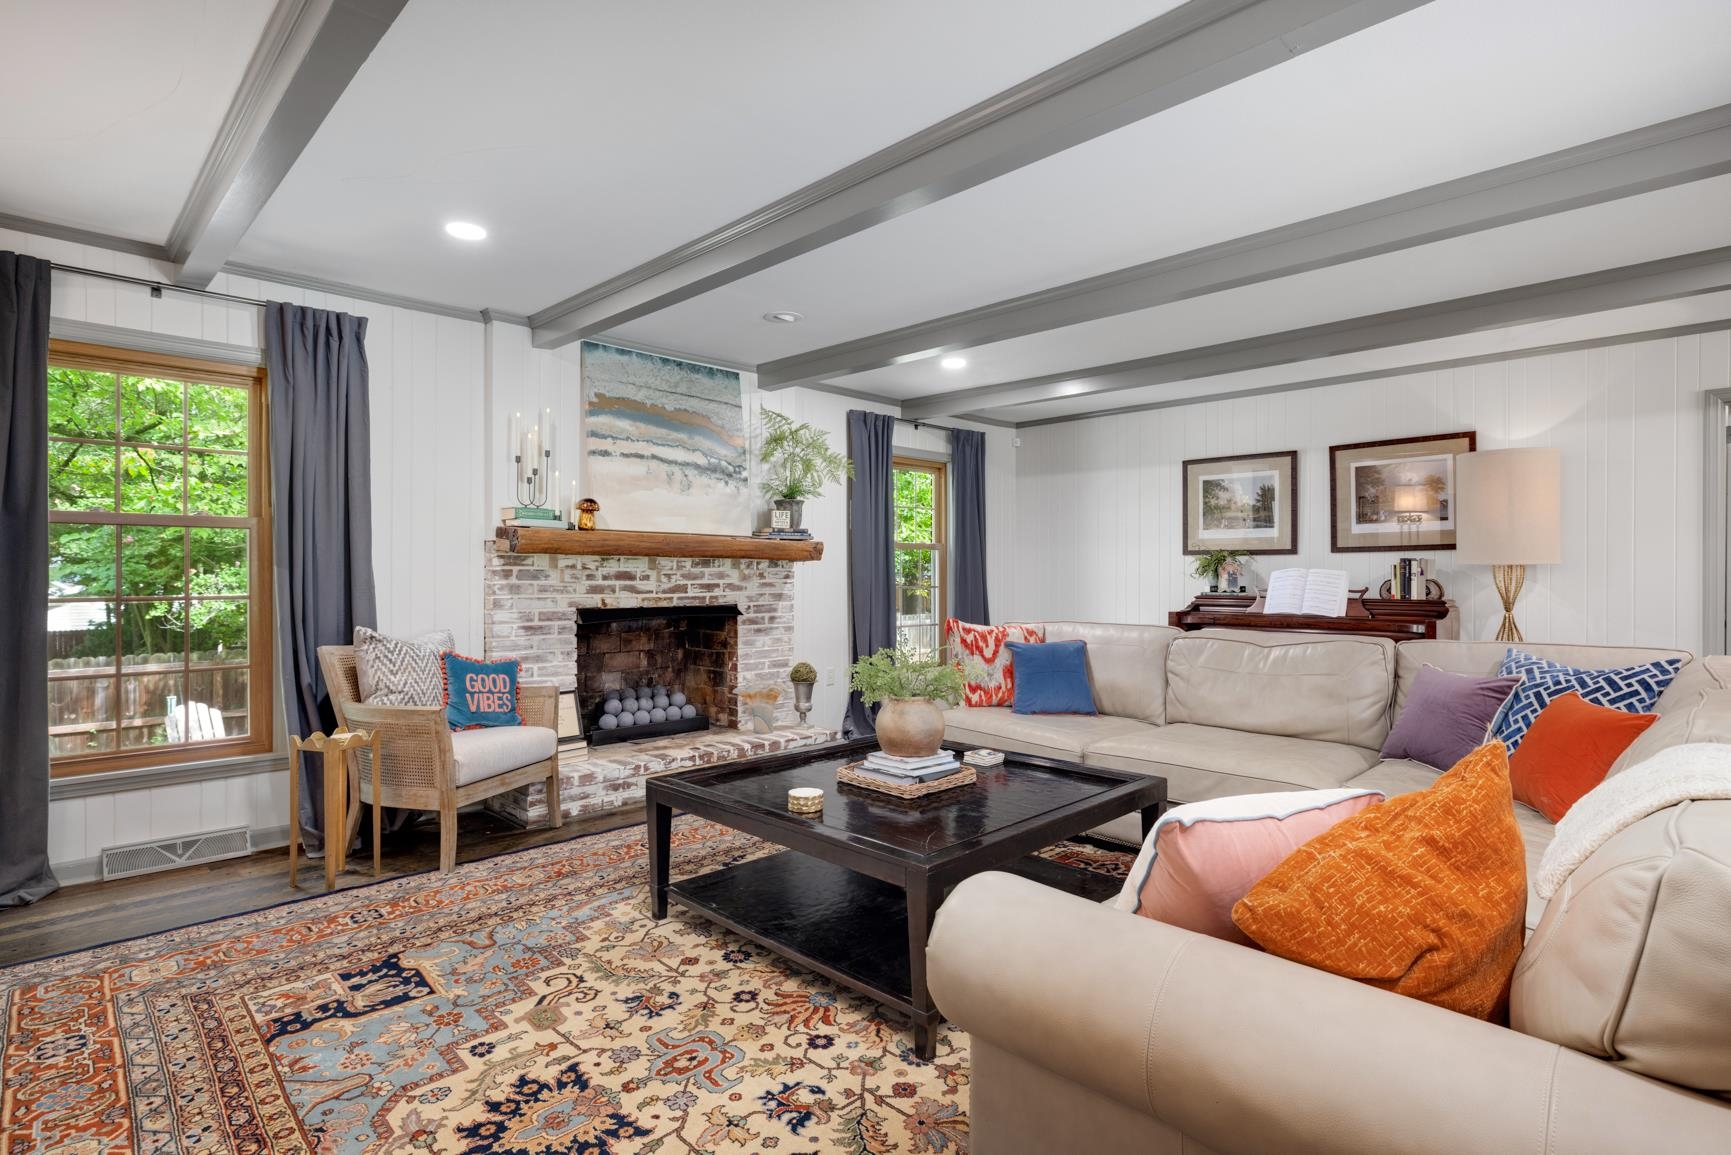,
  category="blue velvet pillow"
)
[440,651,522,730]
[1006,639,1096,715]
